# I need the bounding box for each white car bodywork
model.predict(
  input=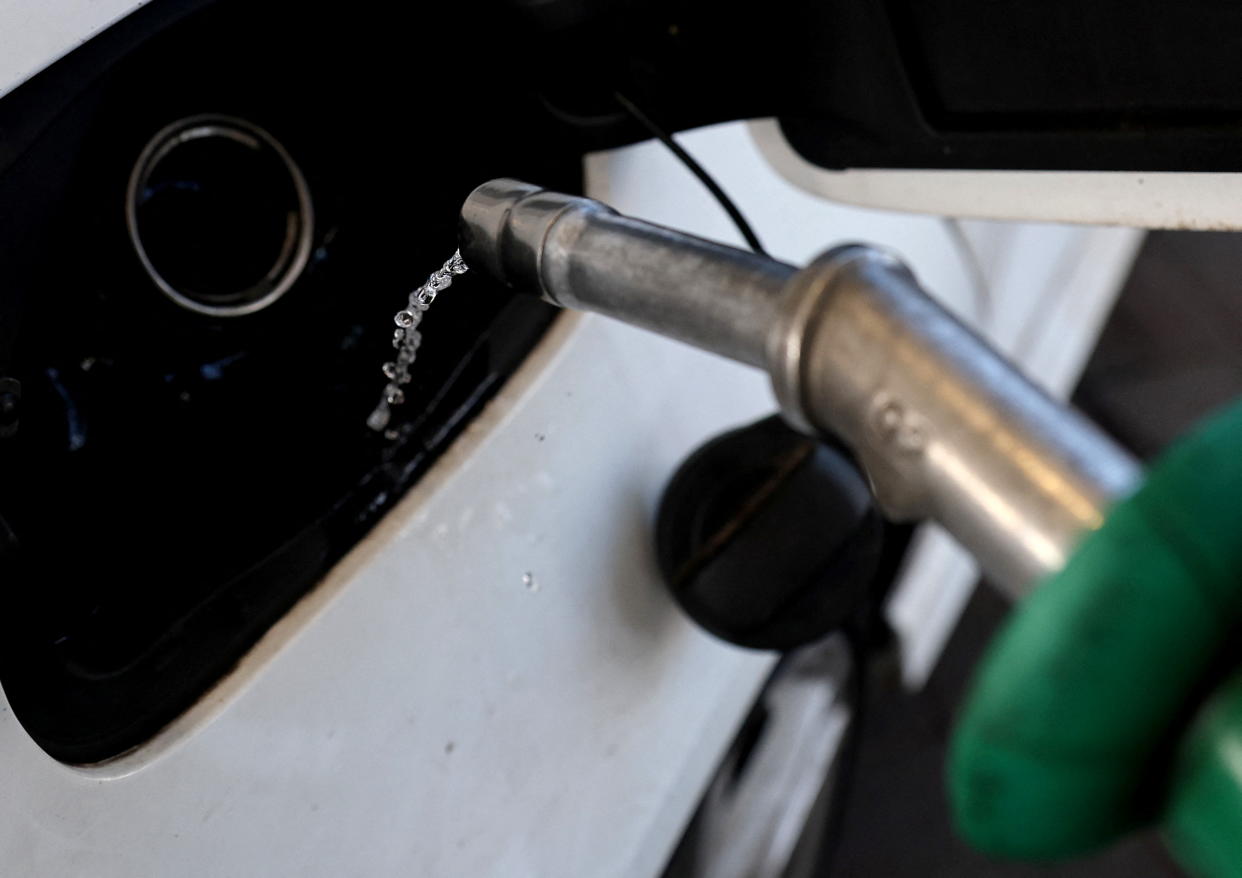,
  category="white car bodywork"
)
[0,5,1143,876]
